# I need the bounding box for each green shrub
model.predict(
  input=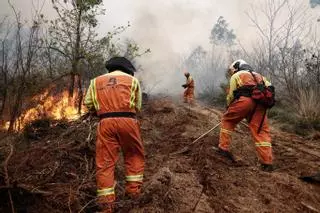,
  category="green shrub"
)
[269,104,320,136]
[268,107,296,123]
